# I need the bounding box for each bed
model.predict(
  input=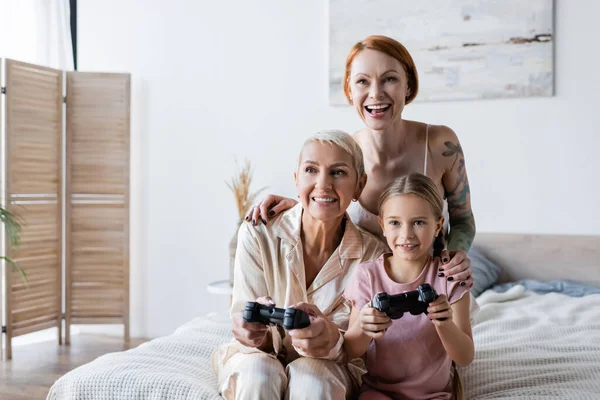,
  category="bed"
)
[47,233,600,399]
